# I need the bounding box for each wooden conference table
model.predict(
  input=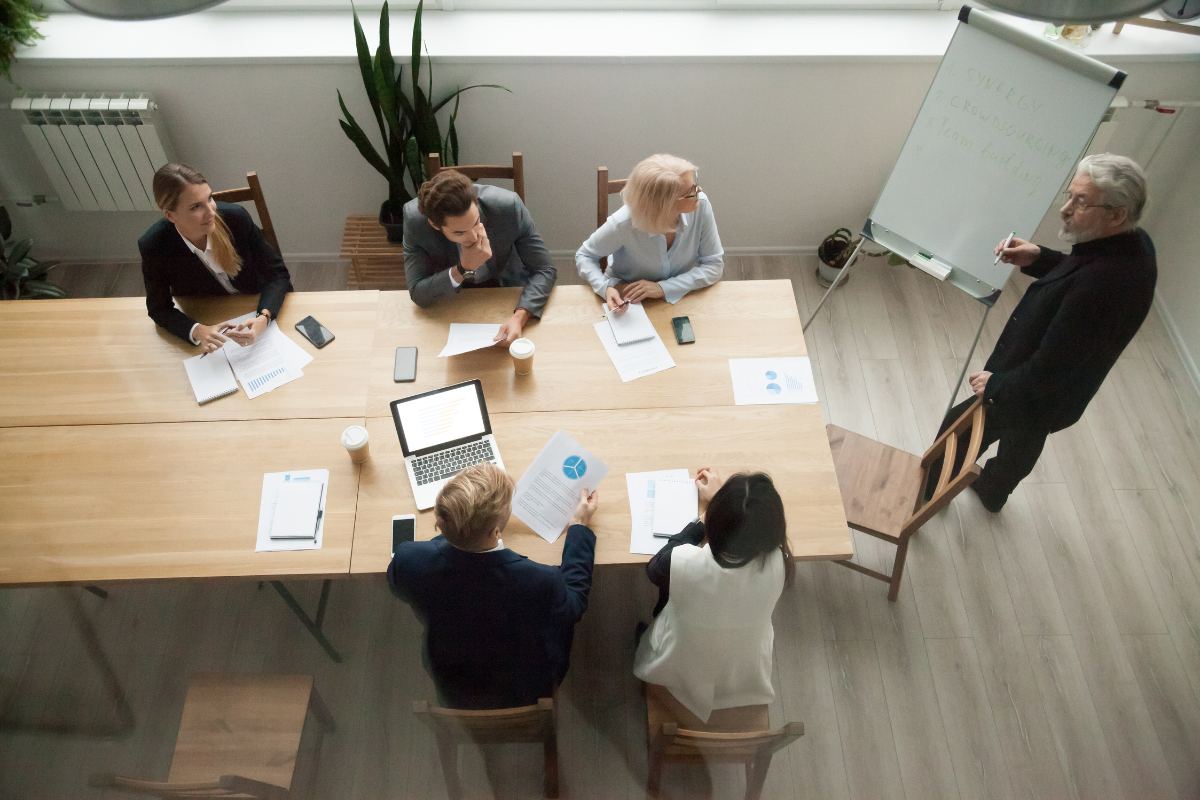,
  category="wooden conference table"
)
[0,282,851,590]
